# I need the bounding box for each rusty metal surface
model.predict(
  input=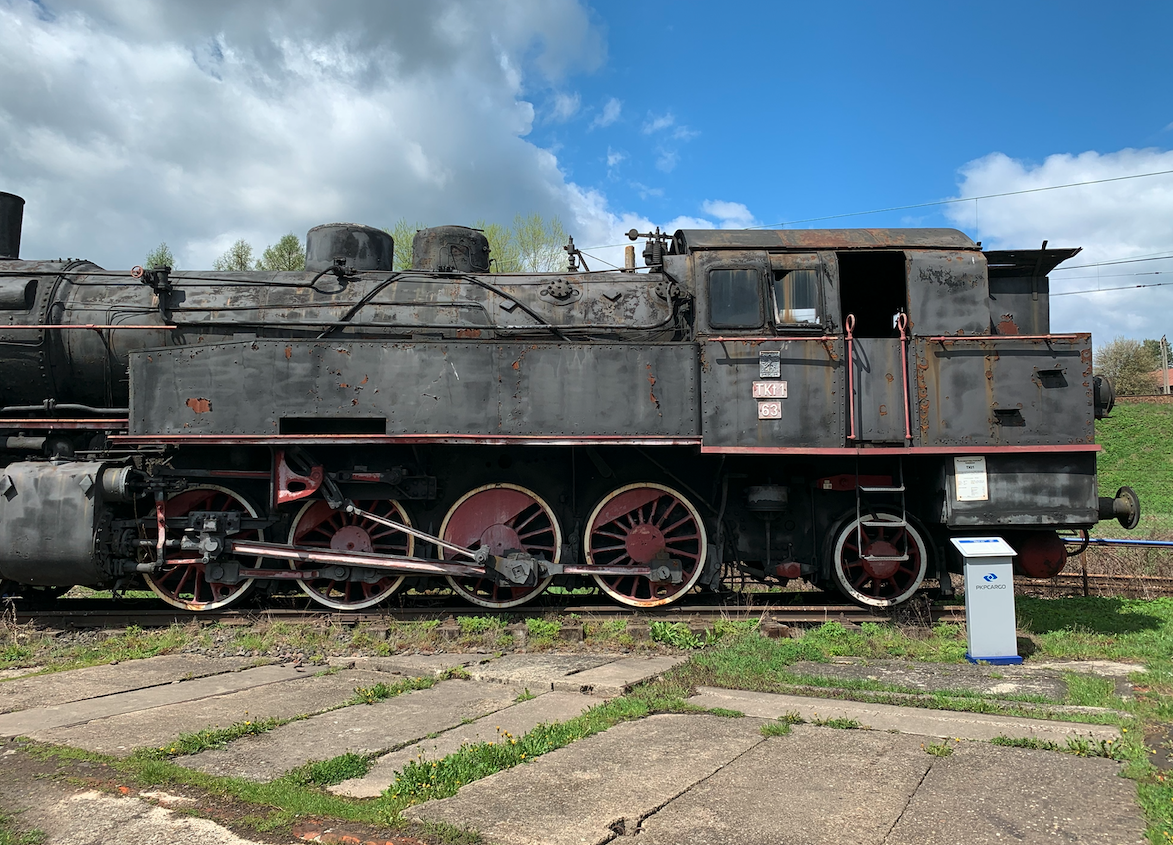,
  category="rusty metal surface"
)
[0,461,109,585]
[674,228,978,253]
[906,250,989,336]
[914,335,1093,447]
[0,265,676,408]
[701,338,843,448]
[851,338,907,443]
[129,340,699,438]
[942,452,1098,526]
